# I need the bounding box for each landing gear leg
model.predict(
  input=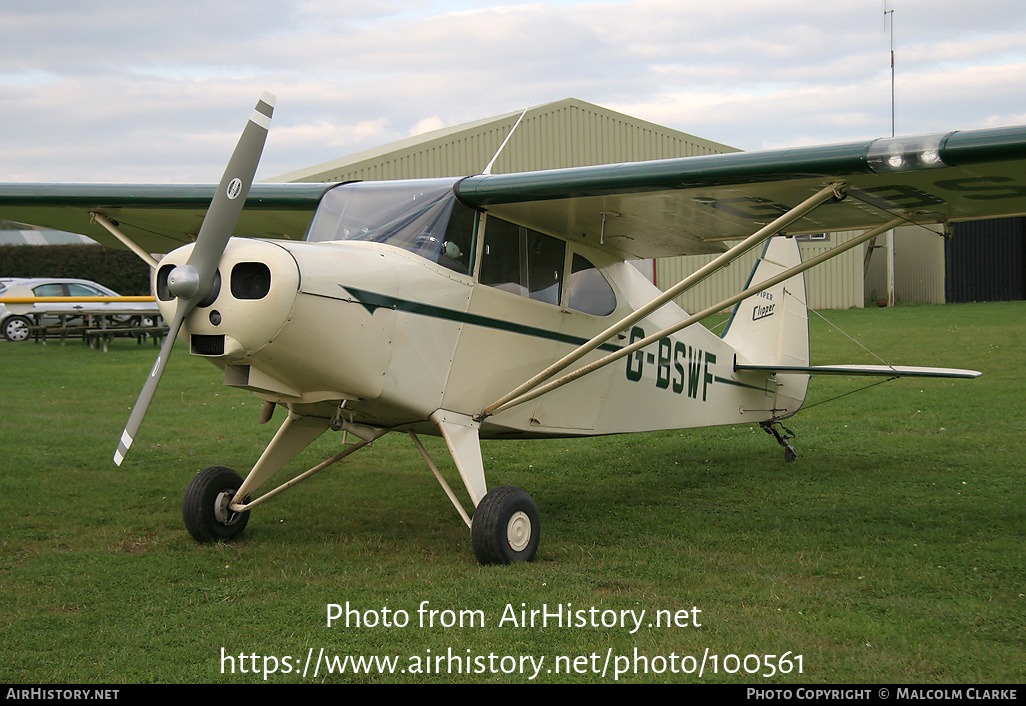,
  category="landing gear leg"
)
[427,410,542,564]
[761,421,798,462]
